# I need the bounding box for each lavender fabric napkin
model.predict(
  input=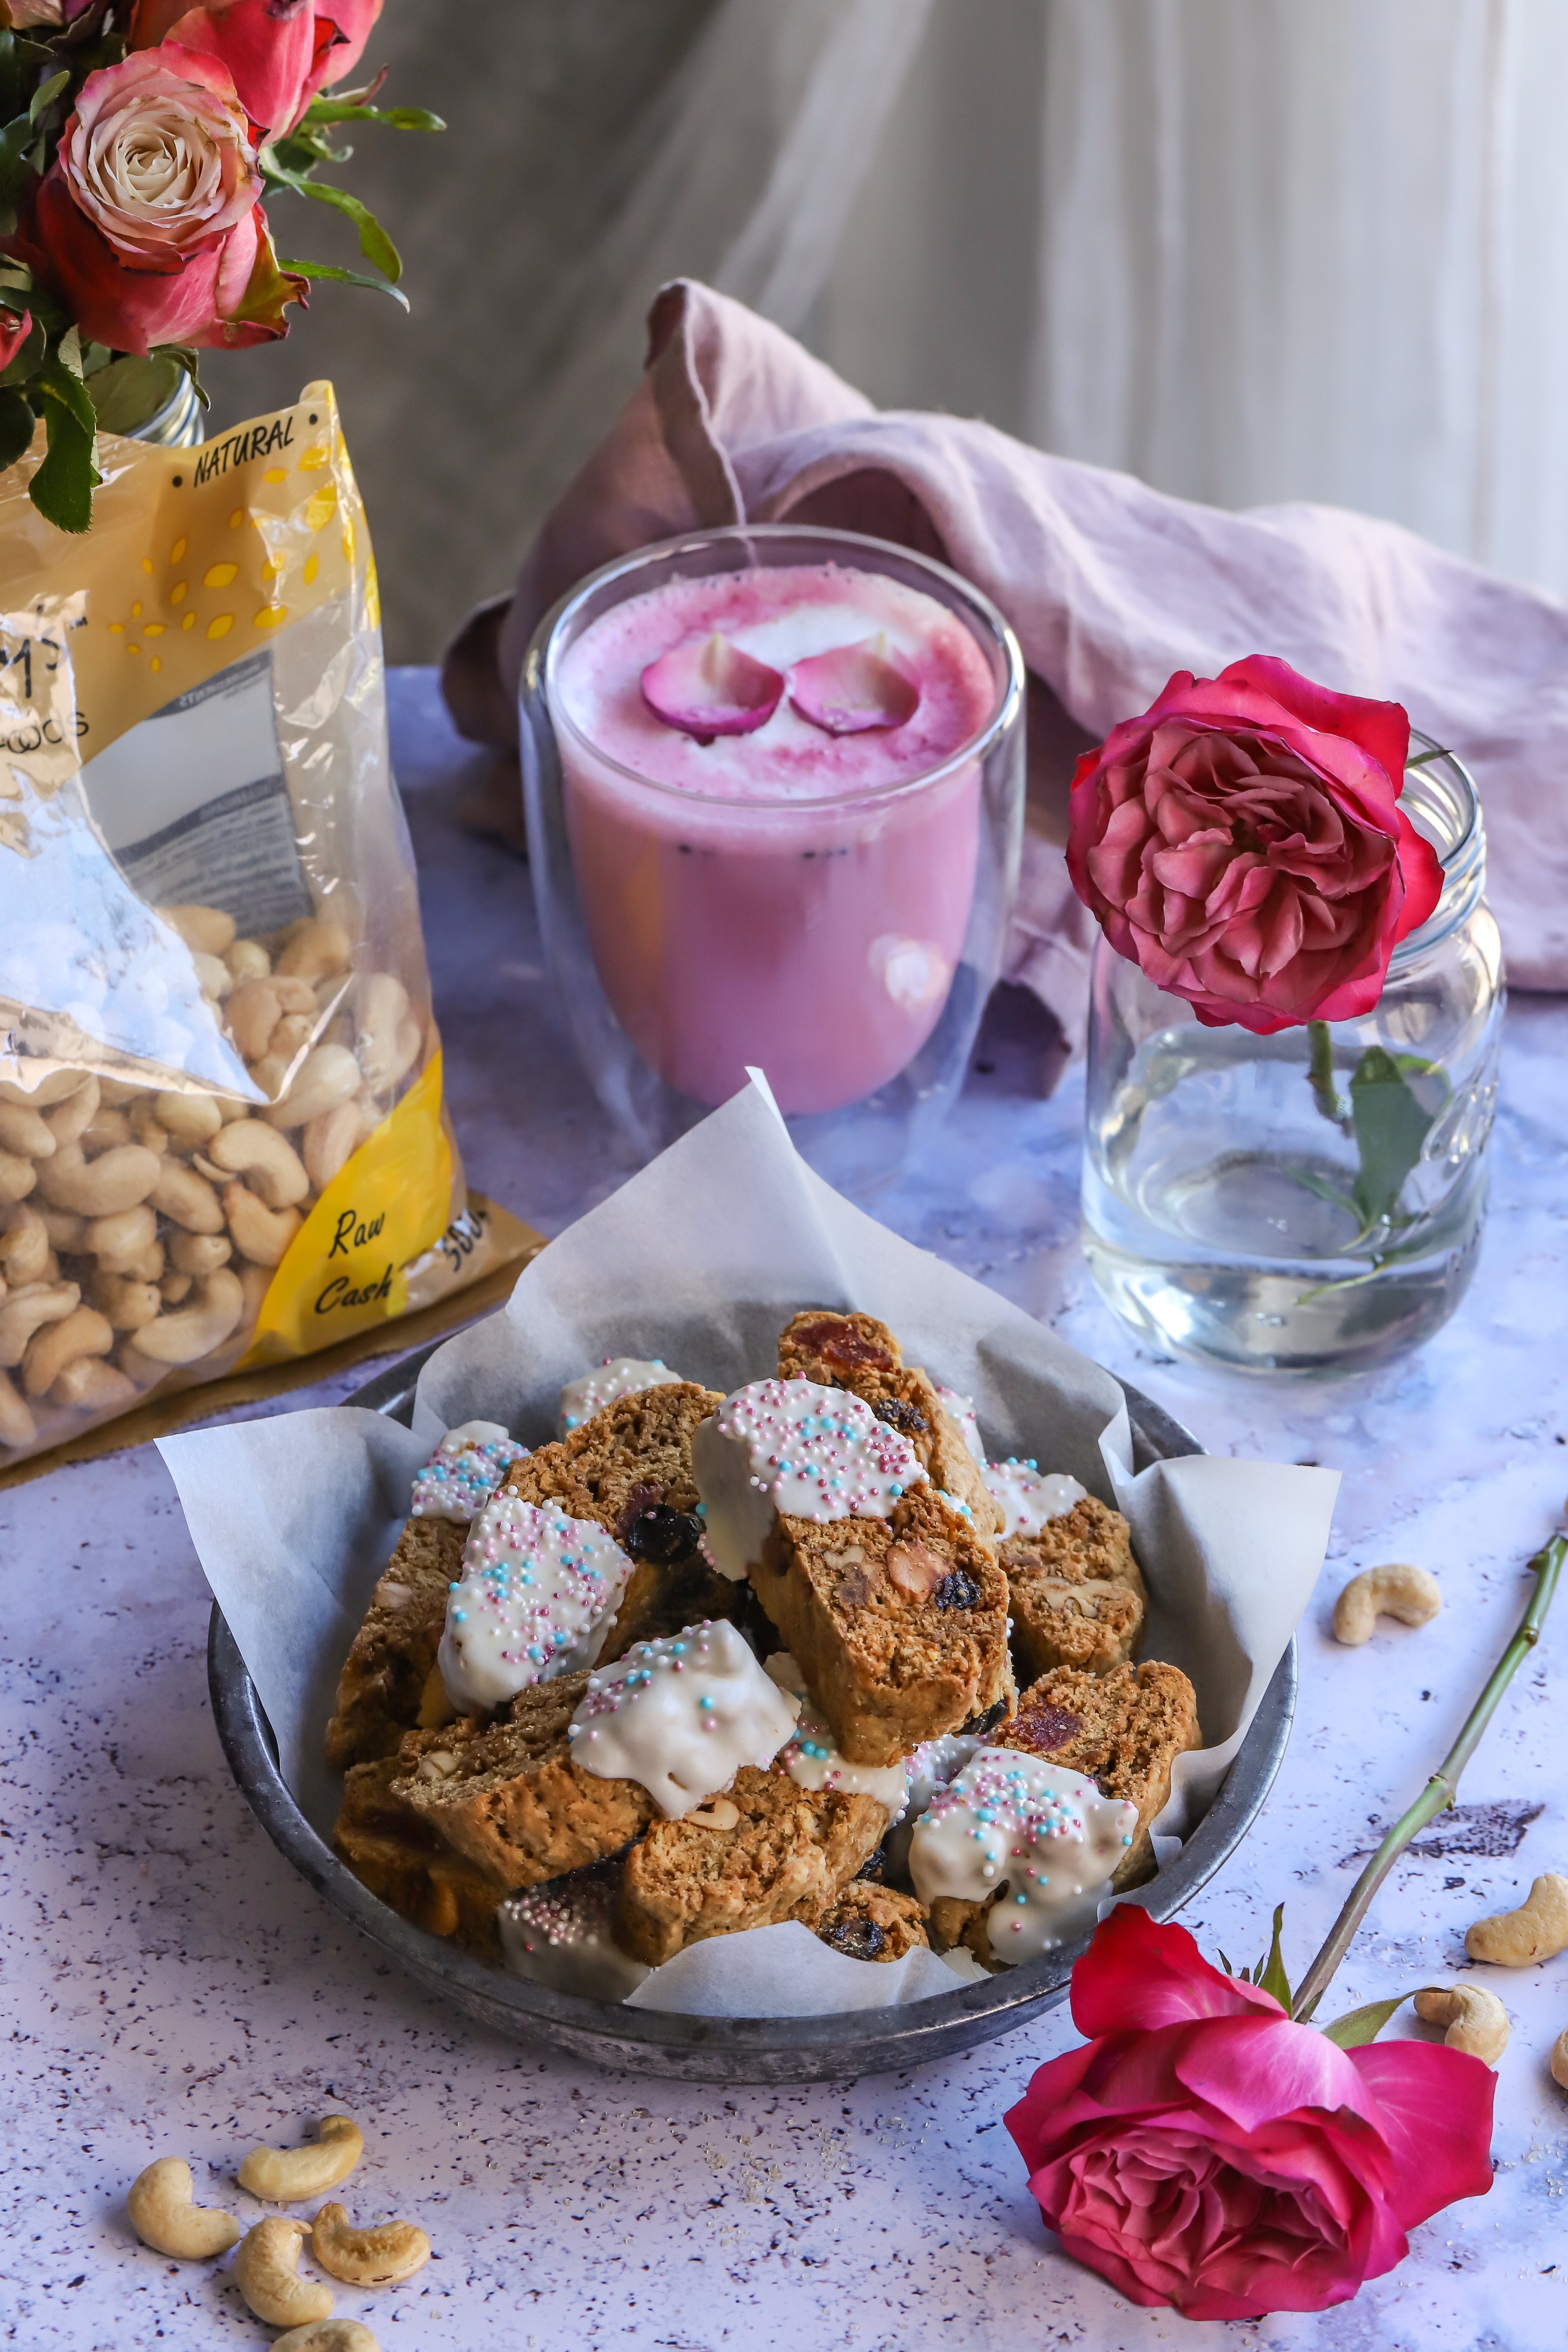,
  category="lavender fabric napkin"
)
[443,277,1568,1046]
